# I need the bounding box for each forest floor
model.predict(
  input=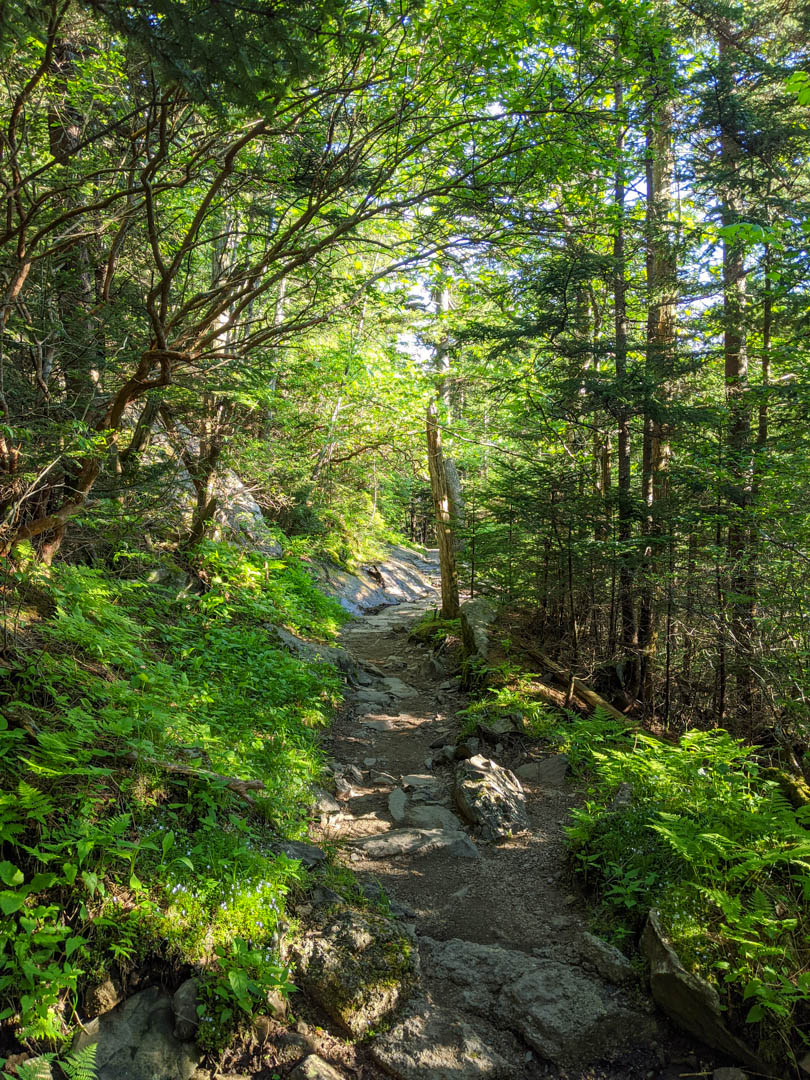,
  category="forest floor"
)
[288,588,731,1080]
